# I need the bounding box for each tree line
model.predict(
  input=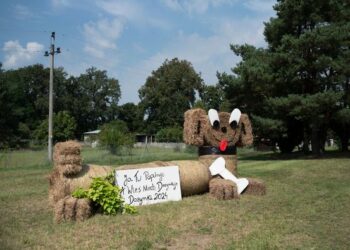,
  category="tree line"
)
[0,0,349,154]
